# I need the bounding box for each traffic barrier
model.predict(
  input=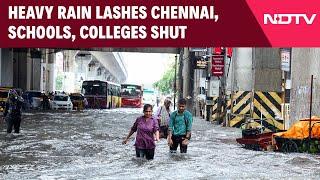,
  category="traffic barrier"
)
[229,91,251,127]
[253,91,284,130]
[211,97,218,121]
